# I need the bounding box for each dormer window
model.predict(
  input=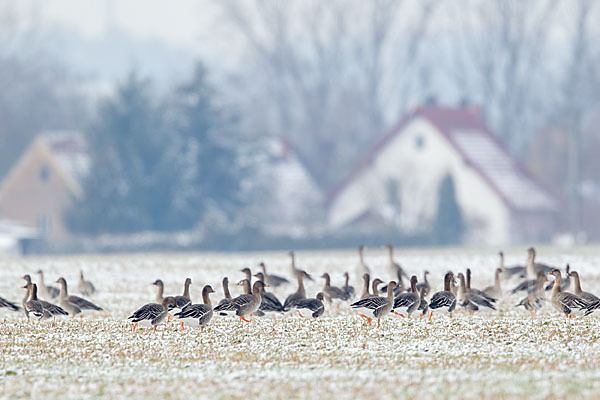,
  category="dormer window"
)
[415,134,425,150]
[40,166,49,182]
